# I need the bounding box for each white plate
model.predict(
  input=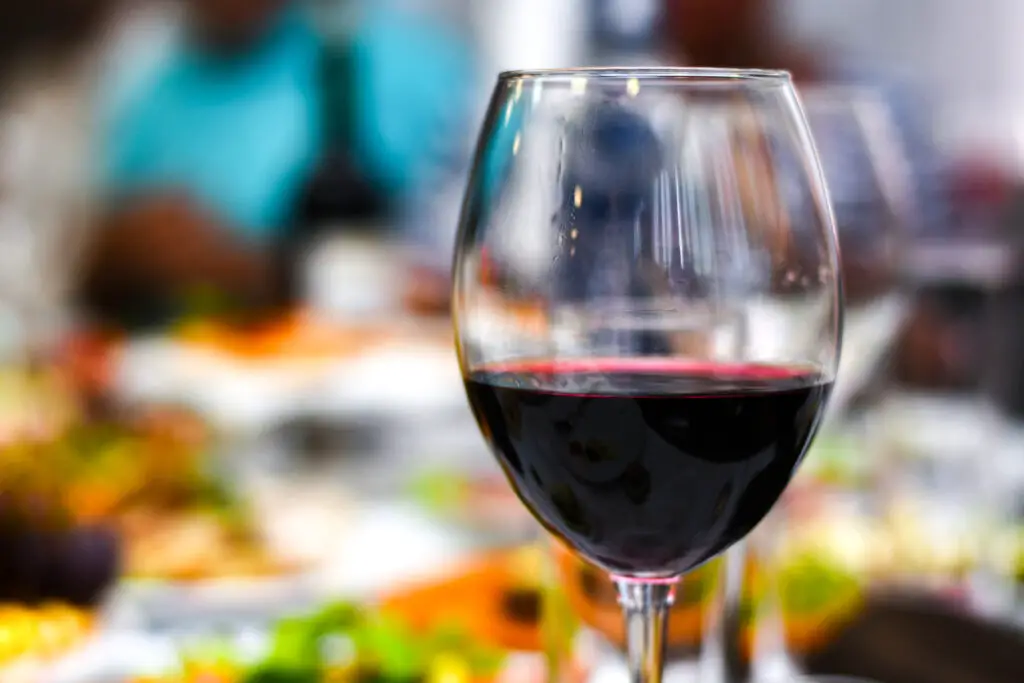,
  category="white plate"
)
[113,337,465,432]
